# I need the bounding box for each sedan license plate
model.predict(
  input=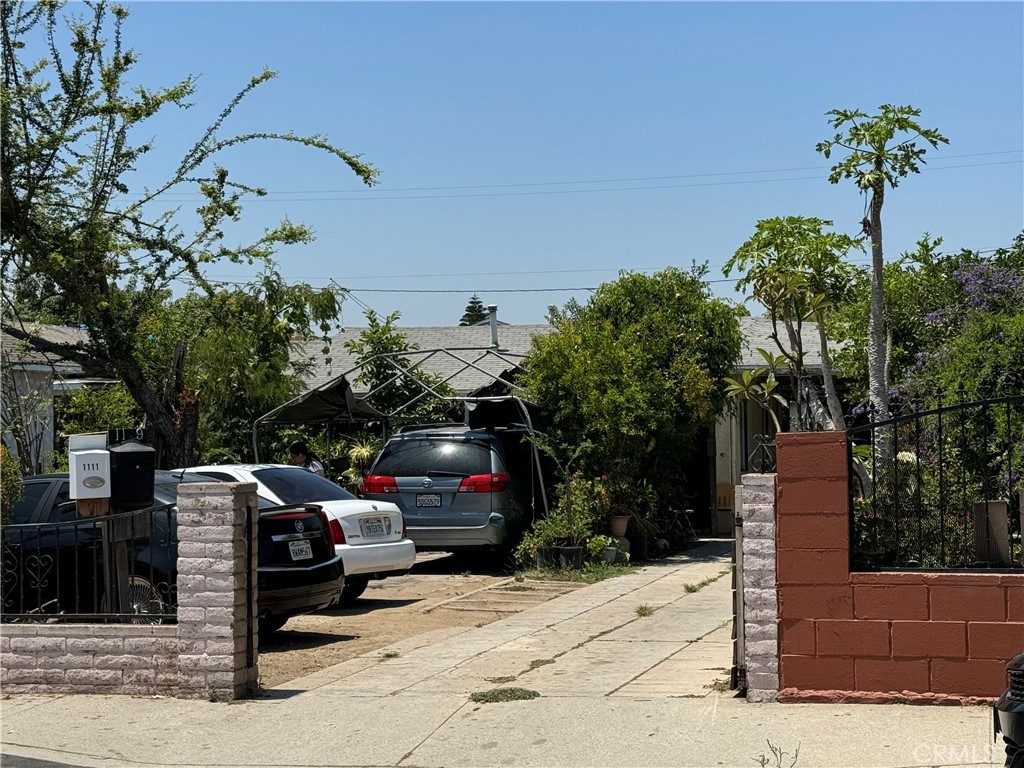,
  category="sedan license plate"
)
[289,540,313,561]
[360,516,388,538]
[416,493,442,508]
